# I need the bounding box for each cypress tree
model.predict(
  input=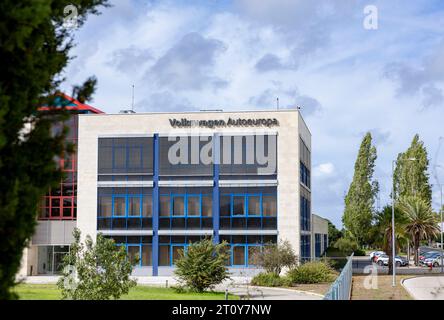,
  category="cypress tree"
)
[393,134,432,205]
[0,0,108,299]
[342,133,378,246]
